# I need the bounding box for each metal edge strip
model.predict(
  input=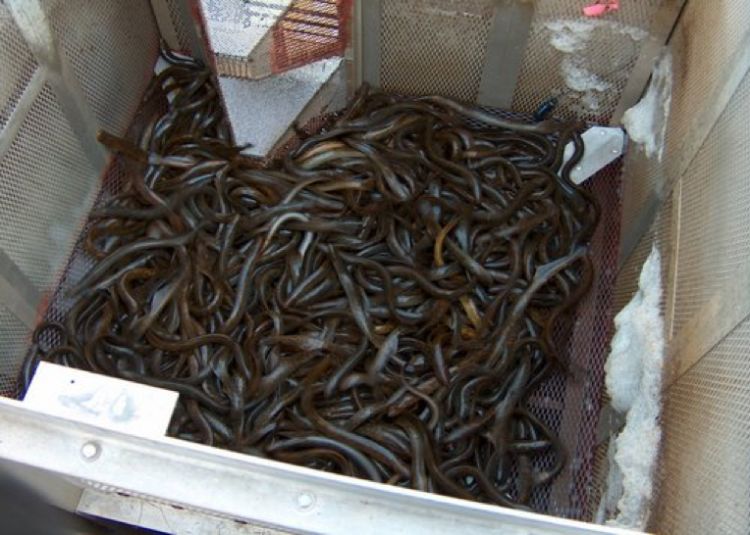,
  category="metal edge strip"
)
[476,0,534,108]
[6,0,108,172]
[0,67,47,162]
[360,0,382,89]
[0,398,641,535]
[609,0,687,125]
